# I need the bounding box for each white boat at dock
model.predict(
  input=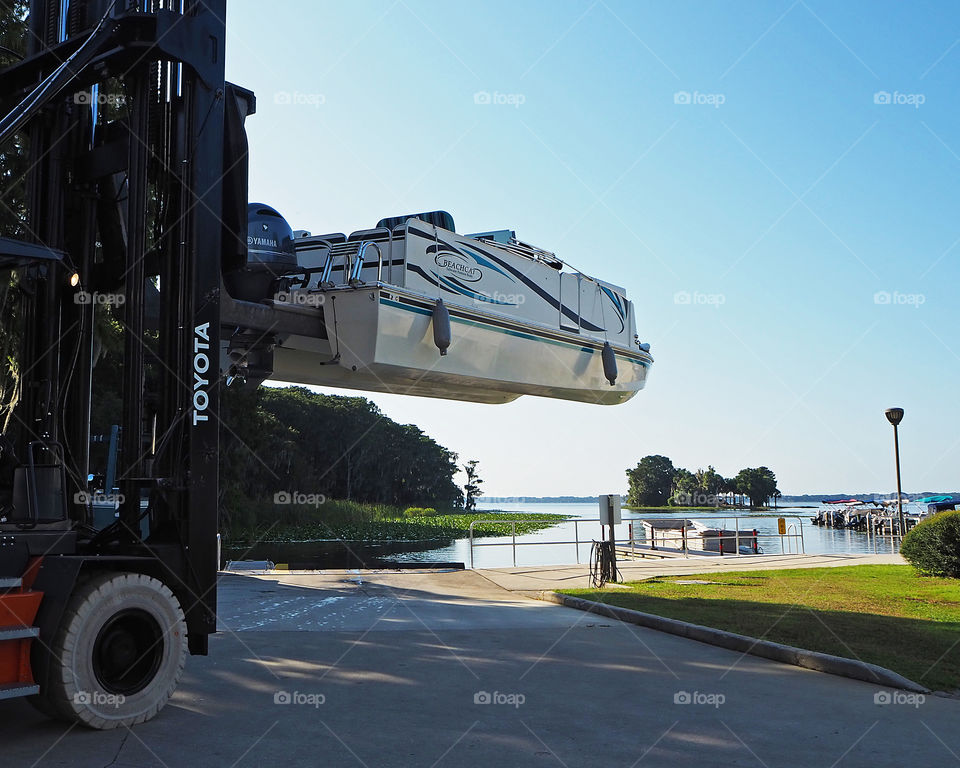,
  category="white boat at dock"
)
[810,500,928,535]
[631,518,763,556]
